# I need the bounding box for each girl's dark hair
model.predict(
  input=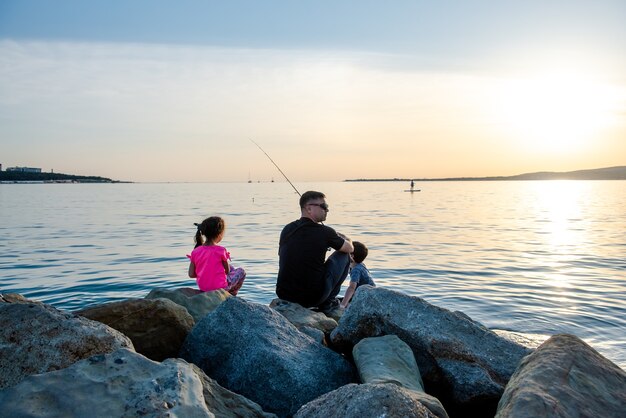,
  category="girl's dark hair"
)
[352,241,368,264]
[194,216,225,248]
